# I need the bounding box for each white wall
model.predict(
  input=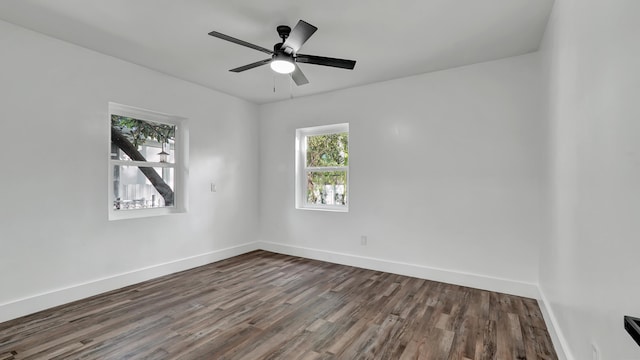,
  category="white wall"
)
[539,0,640,359]
[0,20,259,321]
[14,6,640,358]
[259,53,546,295]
